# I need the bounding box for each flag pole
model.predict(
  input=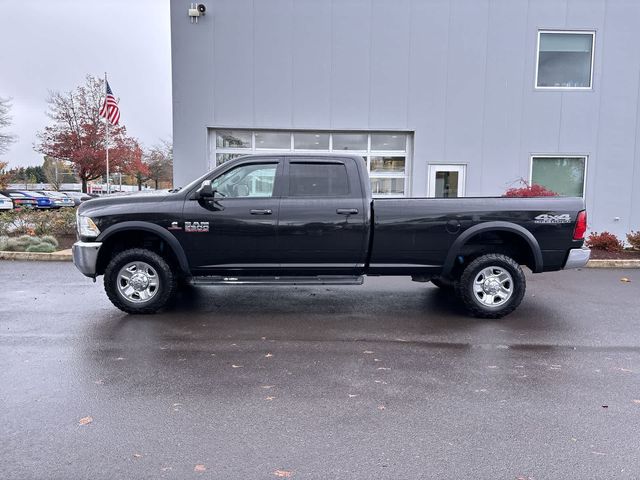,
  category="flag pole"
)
[105,72,110,195]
